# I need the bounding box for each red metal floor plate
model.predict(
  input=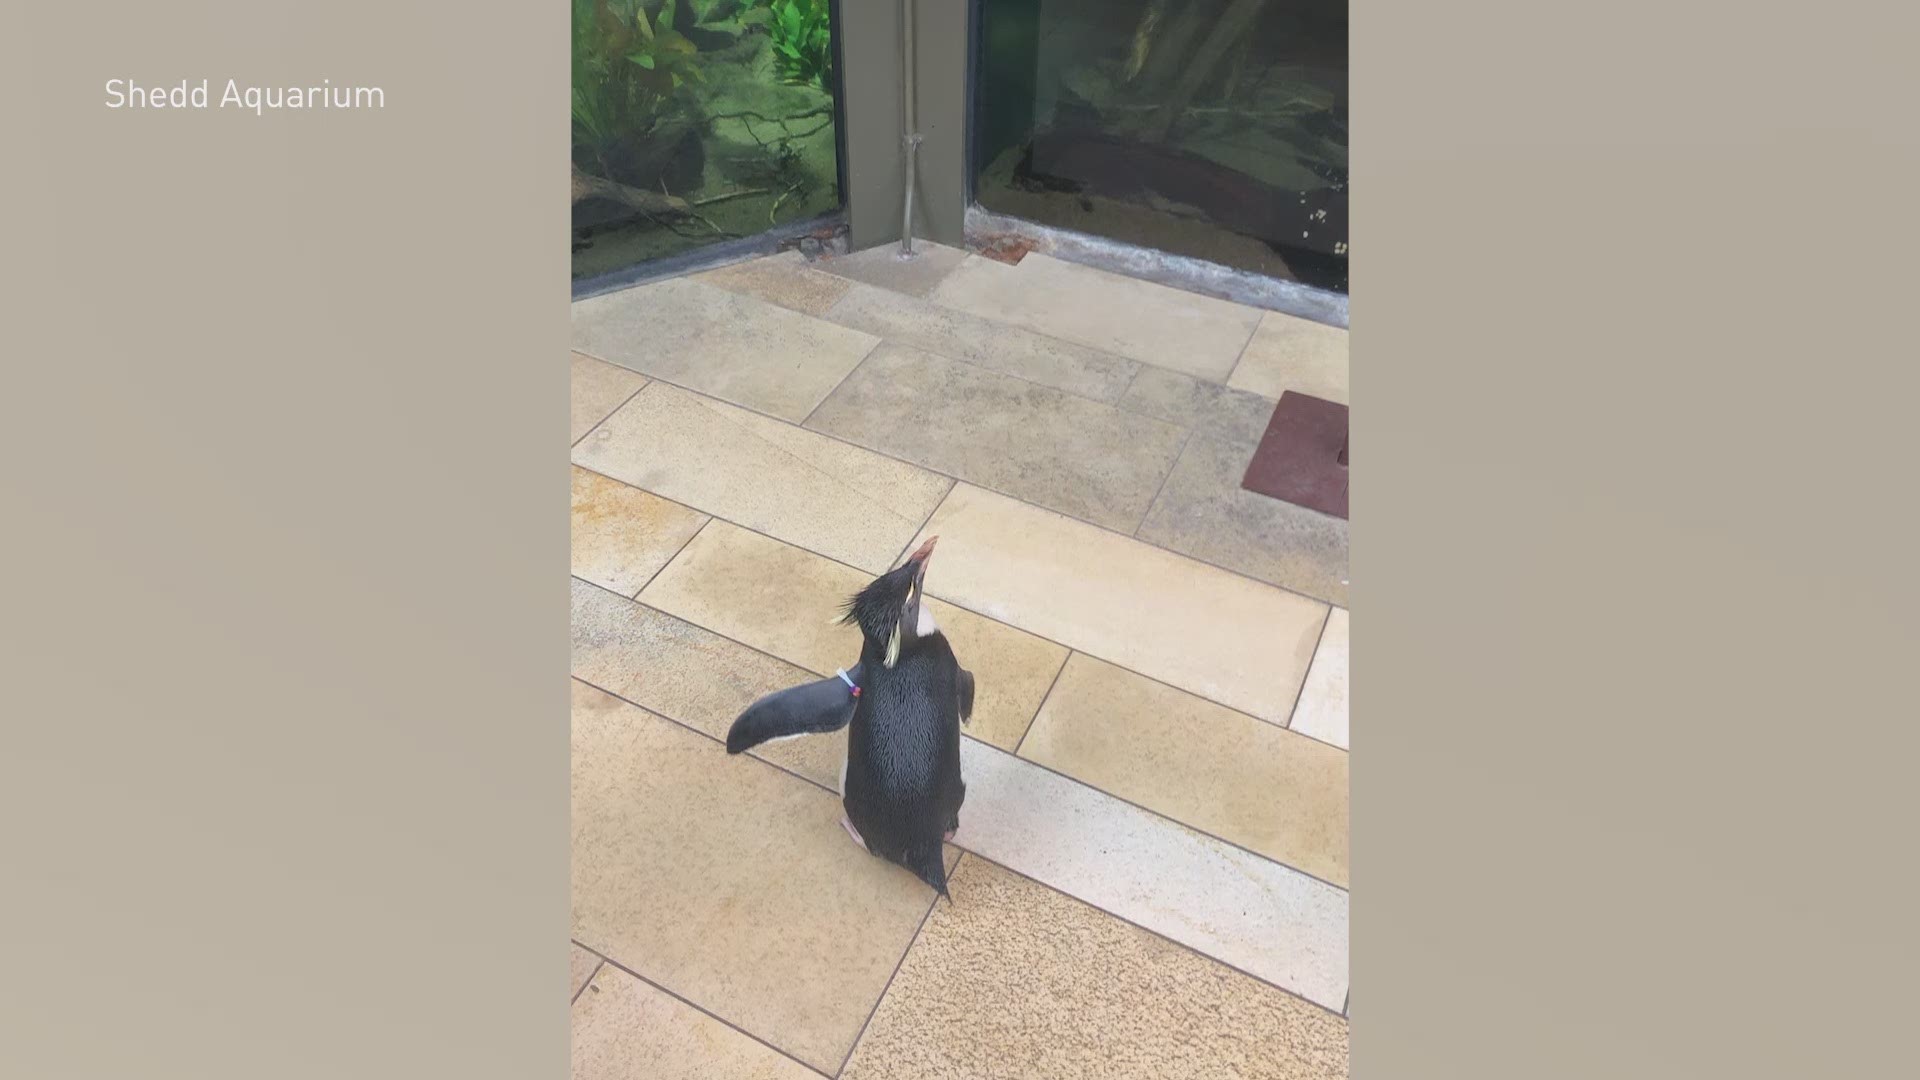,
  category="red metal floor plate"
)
[1241,392,1348,519]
